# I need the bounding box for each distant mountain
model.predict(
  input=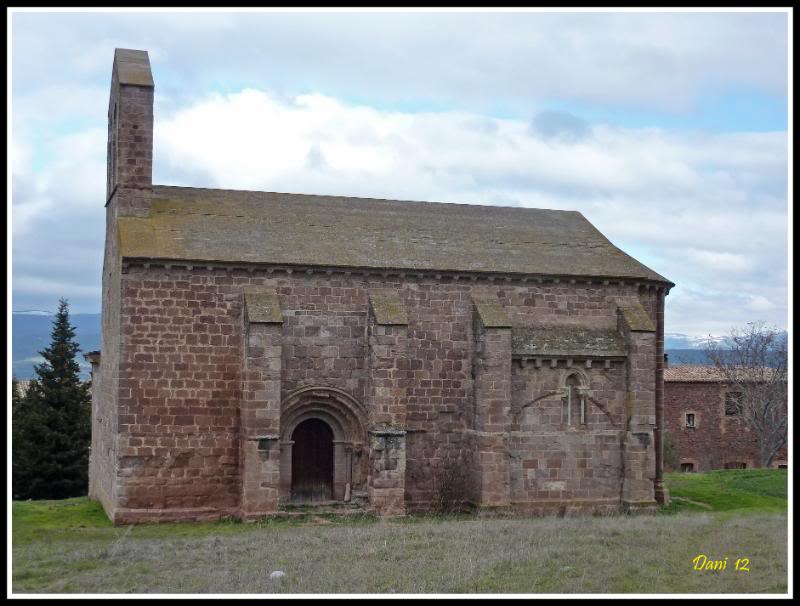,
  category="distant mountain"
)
[12,312,101,380]
[665,330,787,351]
[664,349,712,366]
[664,333,727,350]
